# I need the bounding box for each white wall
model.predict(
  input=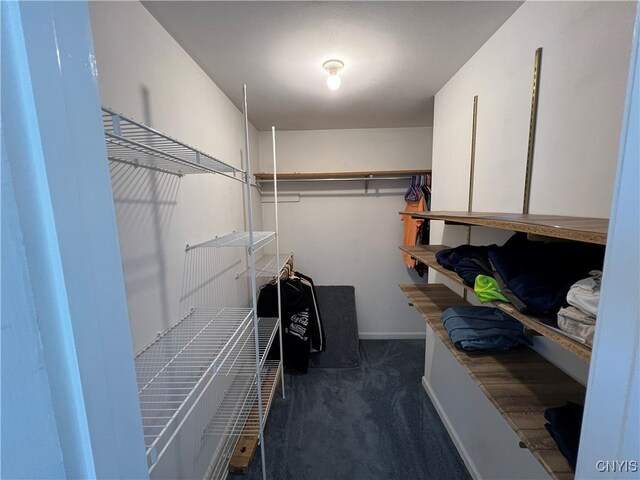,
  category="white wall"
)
[90,1,263,355]
[431,1,634,221]
[259,127,432,338]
